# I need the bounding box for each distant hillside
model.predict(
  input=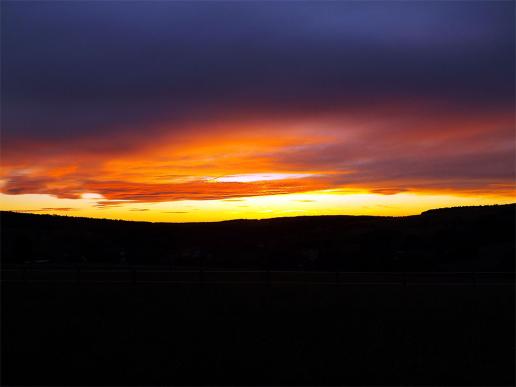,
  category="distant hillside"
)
[422,203,516,216]
[1,204,514,271]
